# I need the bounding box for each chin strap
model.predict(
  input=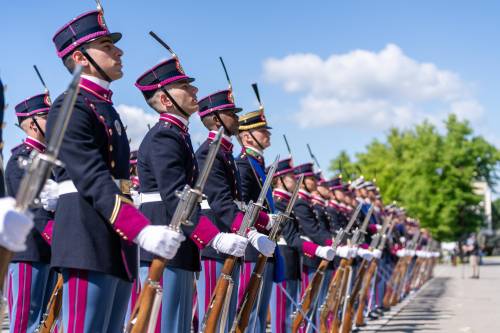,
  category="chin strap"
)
[248,130,265,151]
[280,176,291,193]
[31,116,45,138]
[79,46,112,83]
[302,176,313,194]
[161,88,190,118]
[214,112,231,136]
